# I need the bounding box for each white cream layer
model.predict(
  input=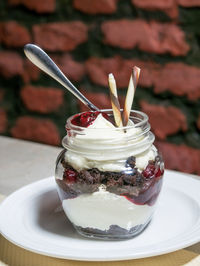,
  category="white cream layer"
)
[65,114,157,172]
[62,187,154,231]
